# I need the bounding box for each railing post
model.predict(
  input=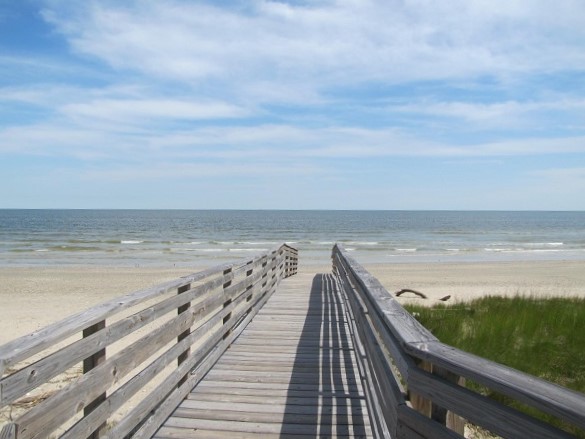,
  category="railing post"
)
[409,360,466,436]
[83,320,106,439]
[222,268,233,340]
[409,359,433,419]
[434,367,466,435]
[177,283,191,388]
[0,422,17,439]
